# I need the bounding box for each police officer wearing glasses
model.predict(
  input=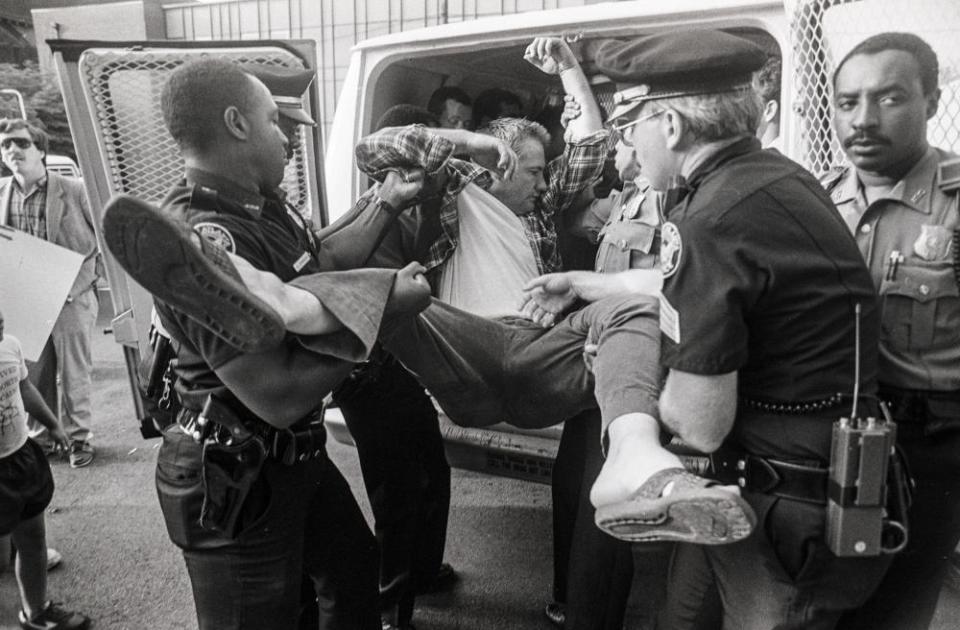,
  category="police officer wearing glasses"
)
[586,30,891,629]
